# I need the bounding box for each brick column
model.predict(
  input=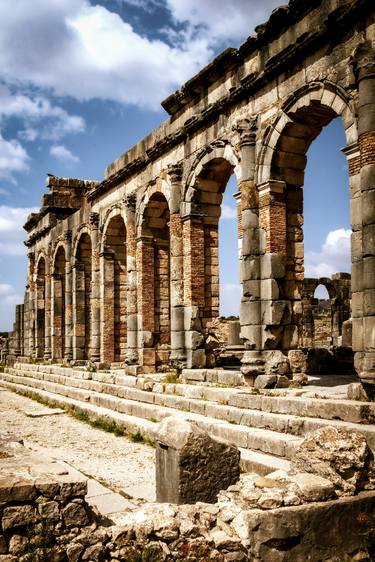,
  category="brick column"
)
[90,213,101,362]
[27,253,35,357]
[182,214,206,368]
[51,273,62,359]
[44,273,52,360]
[100,250,115,364]
[64,231,73,362]
[352,42,375,394]
[169,164,186,368]
[137,235,156,371]
[124,194,138,365]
